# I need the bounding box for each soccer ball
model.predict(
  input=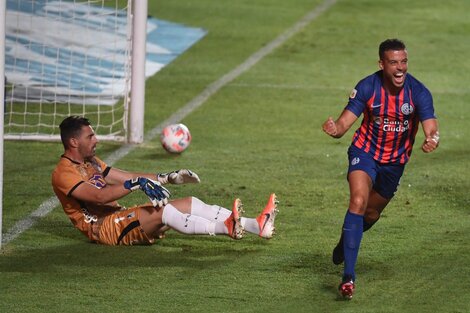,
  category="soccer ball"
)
[160,123,192,153]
